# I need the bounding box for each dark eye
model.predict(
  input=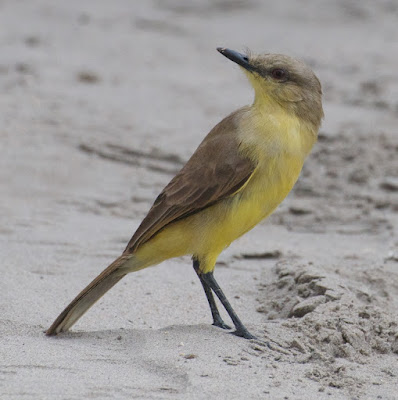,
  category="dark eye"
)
[271,68,287,80]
